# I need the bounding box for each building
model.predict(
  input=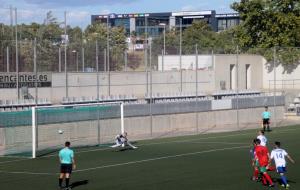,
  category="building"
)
[91,10,240,37]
